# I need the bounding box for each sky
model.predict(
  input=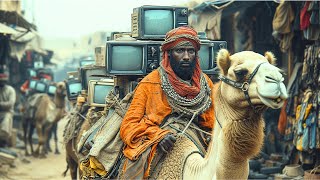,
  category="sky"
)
[22,0,191,39]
